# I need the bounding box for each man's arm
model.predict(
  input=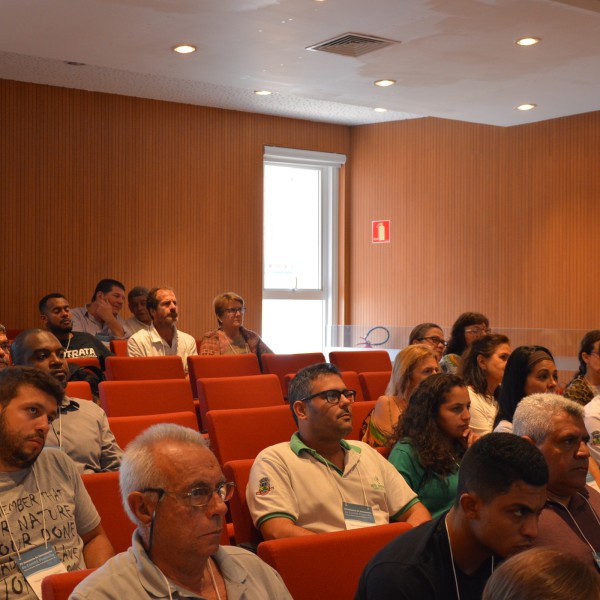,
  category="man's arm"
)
[259,517,316,541]
[99,413,123,472]
[81,524,114,568]
[94,298,126,338]
[398,501,431,527]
